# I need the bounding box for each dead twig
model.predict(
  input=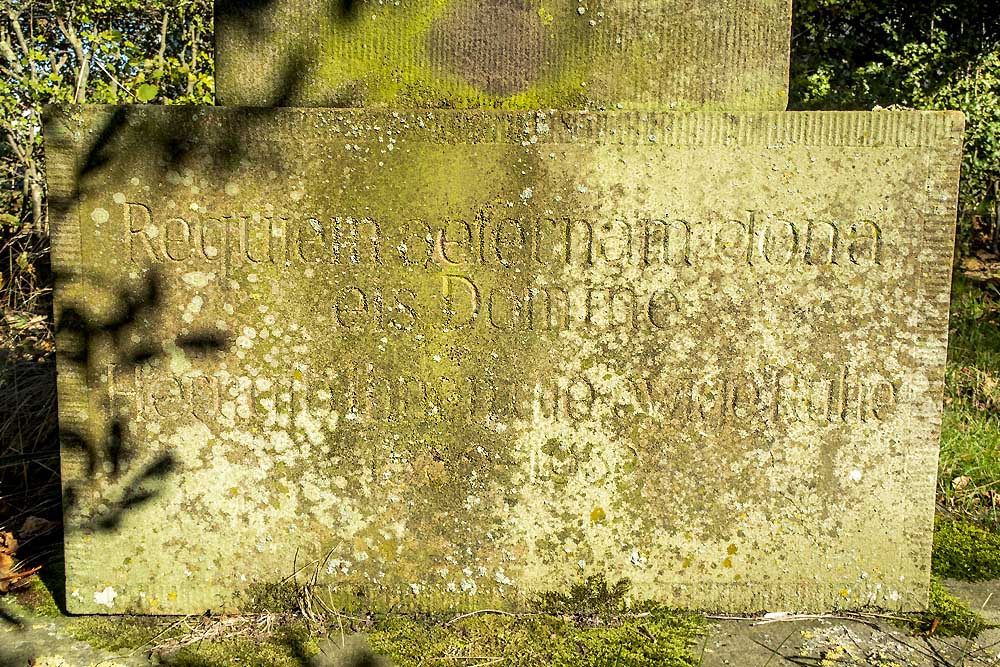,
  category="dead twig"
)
[150,612,298,655]
[443,609,530,627]
[705,610,914,626]
[0,564,42,583]
[433,657,507,666]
